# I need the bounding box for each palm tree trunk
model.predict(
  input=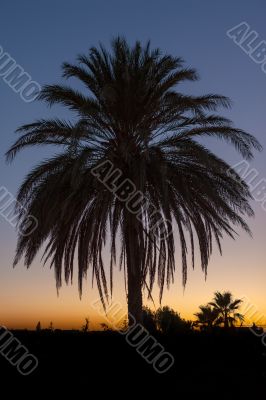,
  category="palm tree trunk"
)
[224,312,229,328]
[125,215,143,326]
